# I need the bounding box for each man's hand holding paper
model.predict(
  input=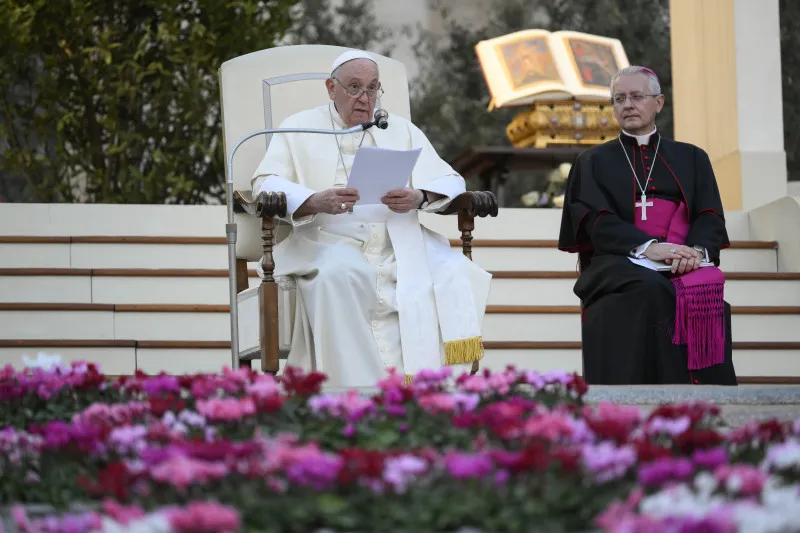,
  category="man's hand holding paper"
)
[346,146,423,206]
